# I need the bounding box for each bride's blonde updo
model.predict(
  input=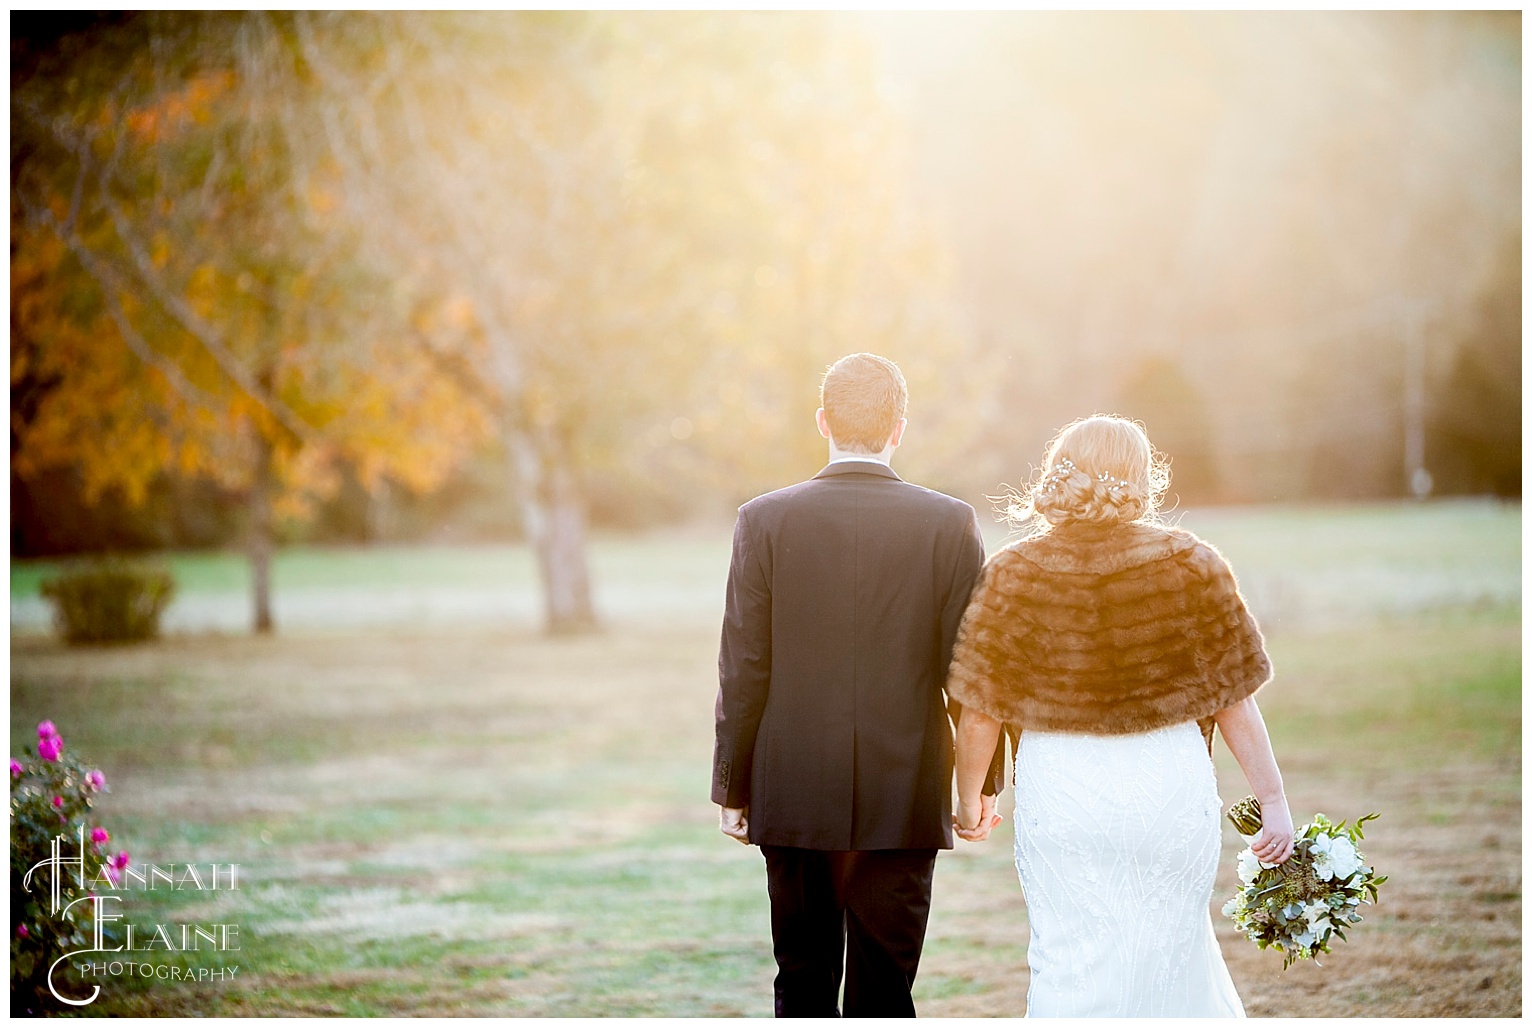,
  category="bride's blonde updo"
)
[1003,415,1170,529]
